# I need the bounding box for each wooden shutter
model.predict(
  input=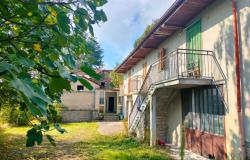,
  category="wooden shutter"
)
[128,72,131,93]
[143,62,147,77]
[159,48,166,70]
